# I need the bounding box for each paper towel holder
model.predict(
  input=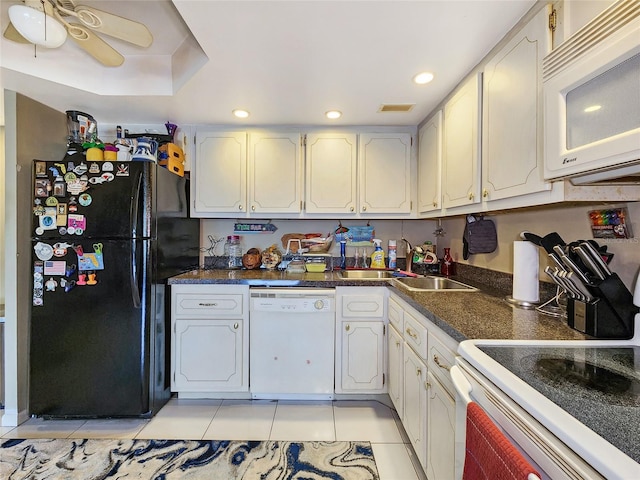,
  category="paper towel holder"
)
[505,296,541,309]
